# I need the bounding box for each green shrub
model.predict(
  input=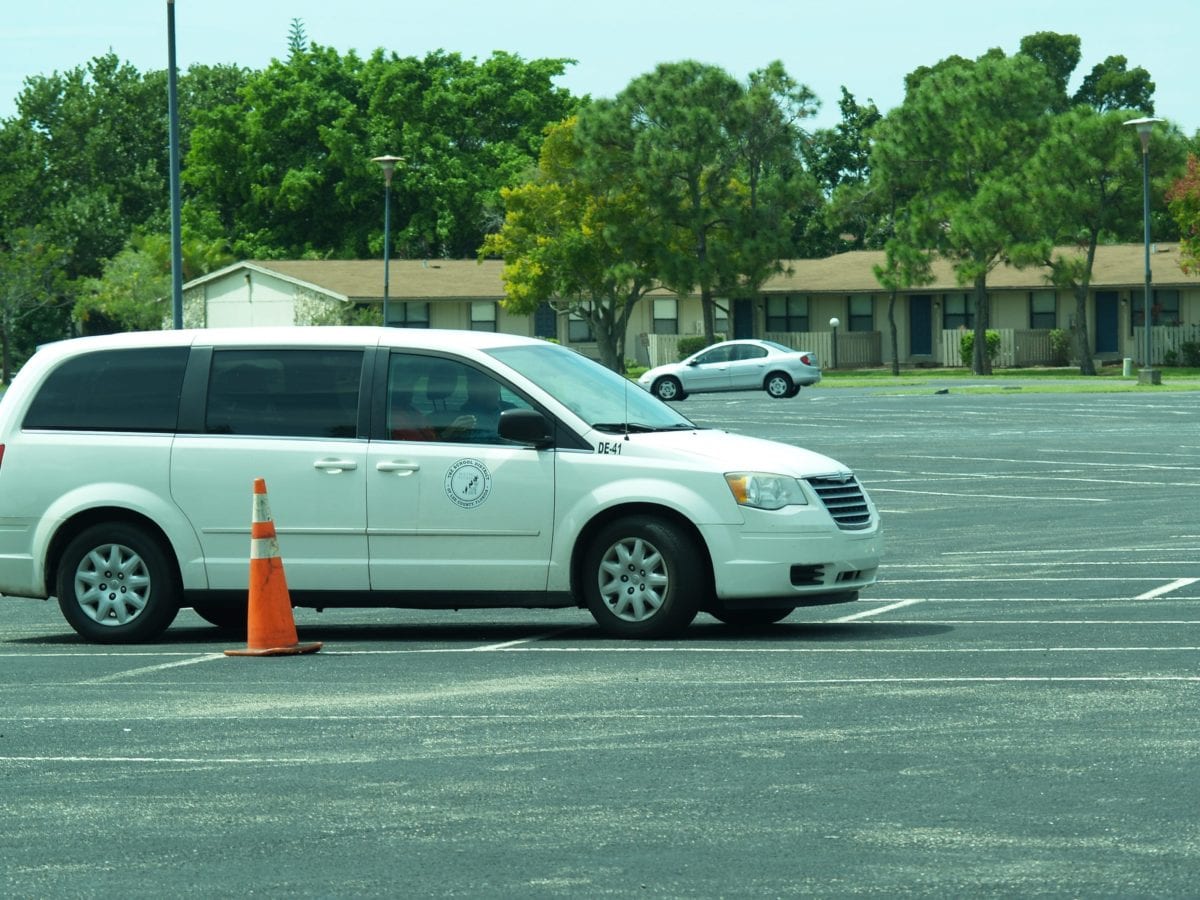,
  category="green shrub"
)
[676,336,710,360]
[1048,328,1072,366]
[959,330,1001,367]
[1180,341,1200,367]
